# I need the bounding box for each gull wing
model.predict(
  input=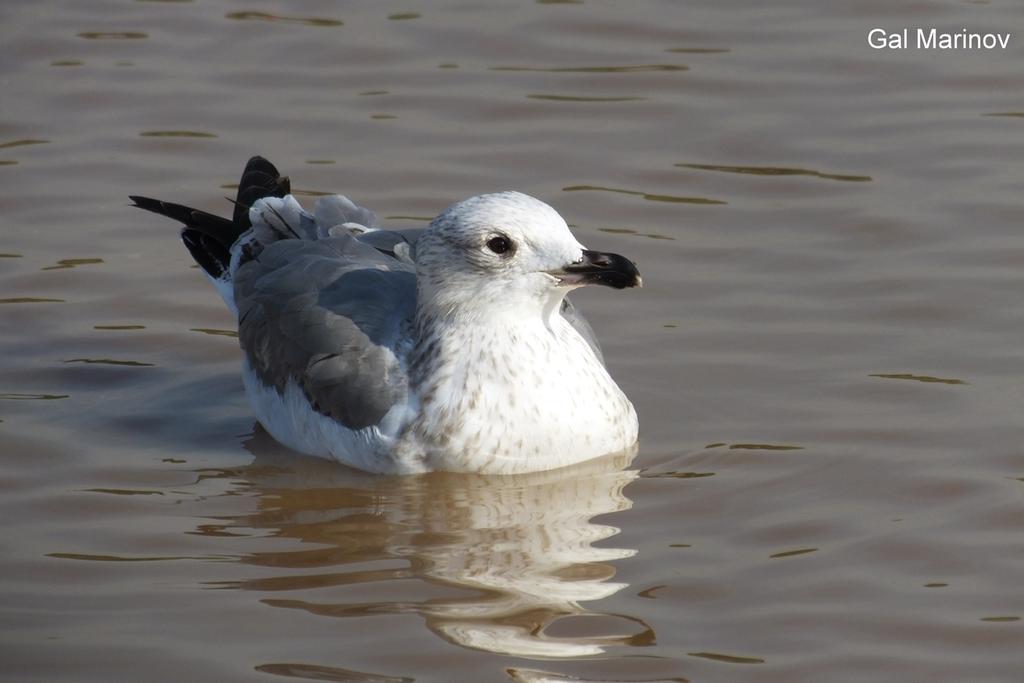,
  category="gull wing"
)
[560,298,604,364]
[235,222,417,431]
